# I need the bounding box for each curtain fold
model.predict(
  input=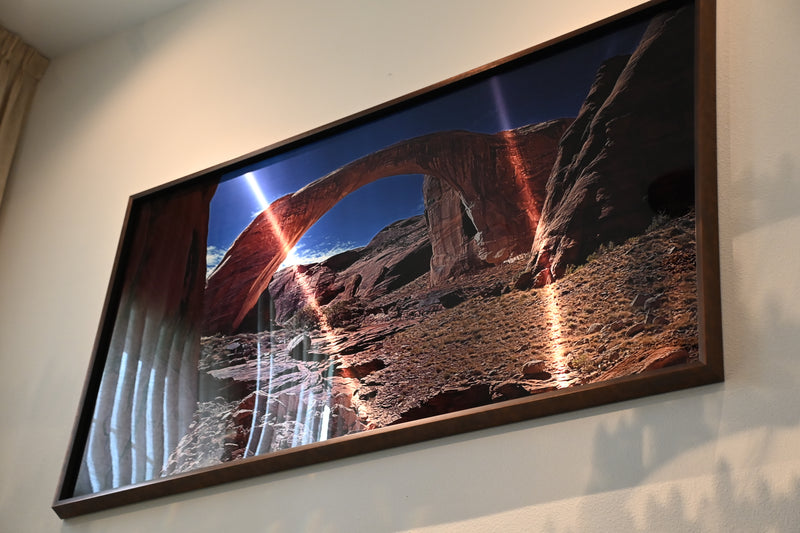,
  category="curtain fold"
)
[0,27,49,209]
